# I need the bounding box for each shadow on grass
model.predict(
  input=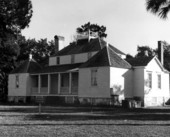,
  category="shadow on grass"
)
[1,123,170,126]
[25,112,170,121]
